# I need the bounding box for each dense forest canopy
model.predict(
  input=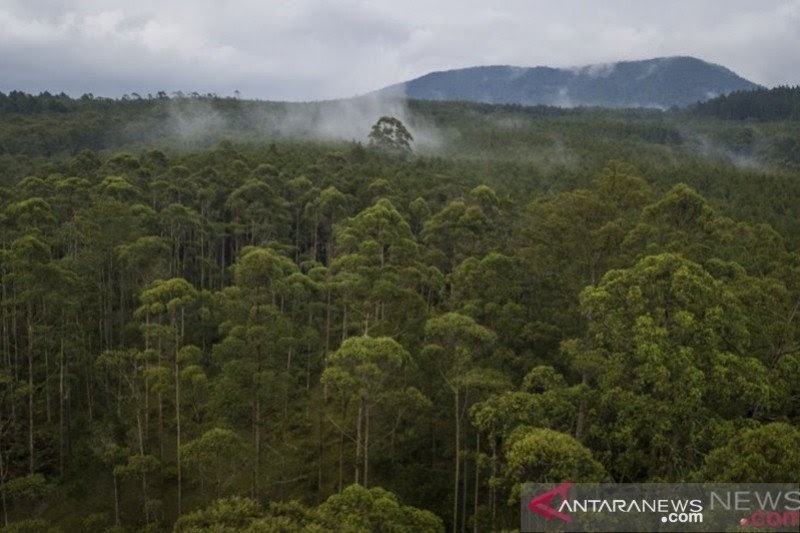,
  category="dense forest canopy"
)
[0,88,799,532]
[692,86,800,121]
